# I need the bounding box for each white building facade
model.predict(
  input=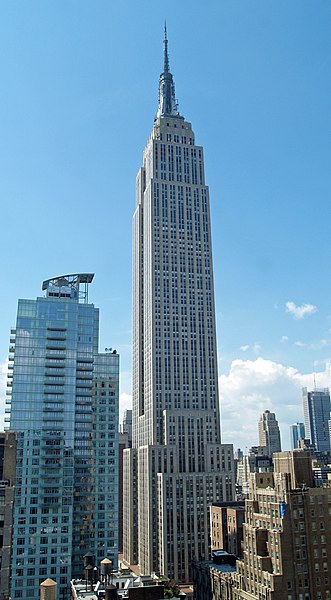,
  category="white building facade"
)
[123,30,234,582]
